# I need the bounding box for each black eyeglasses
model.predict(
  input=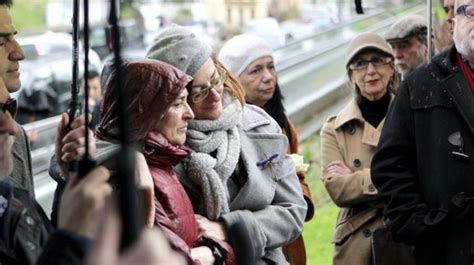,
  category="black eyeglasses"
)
[0,98,17,116]
[456,4,474,18]
[349,57,392,71]
[190,70,228,103]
